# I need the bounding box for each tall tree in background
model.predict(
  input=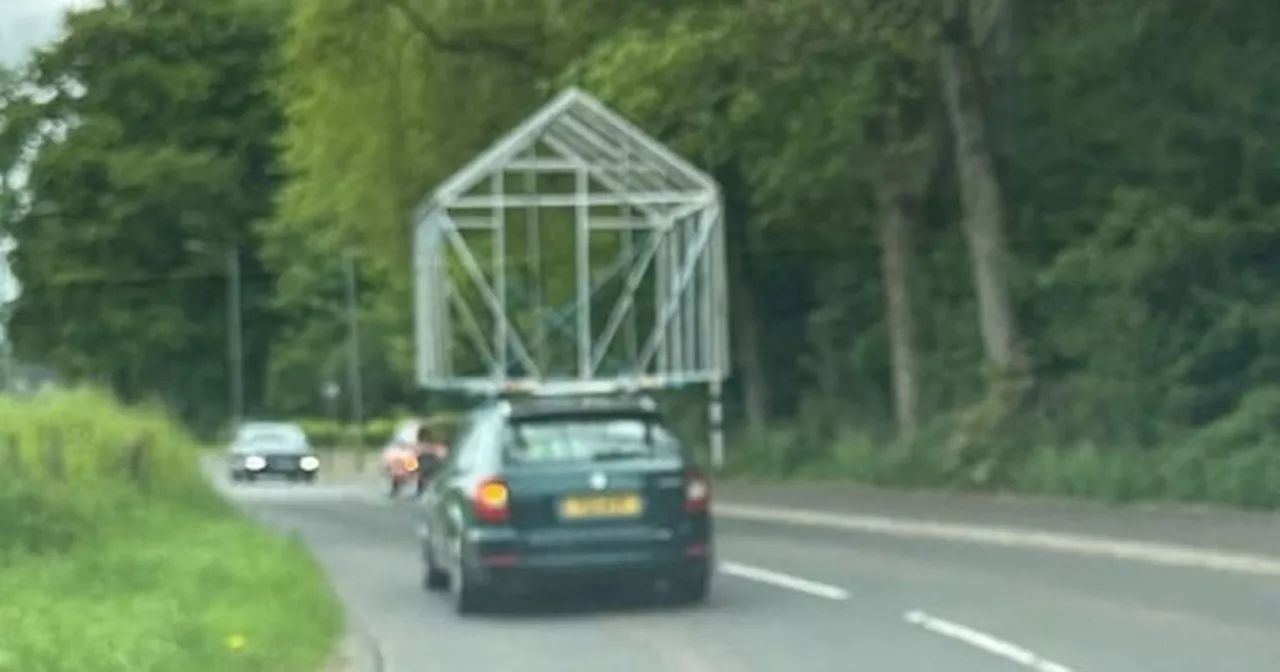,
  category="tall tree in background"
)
[0,0,284,429]
[0,66,32,222]
[266,0,559,414]
[8,0,1280,498]
[938,0,1027,387]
